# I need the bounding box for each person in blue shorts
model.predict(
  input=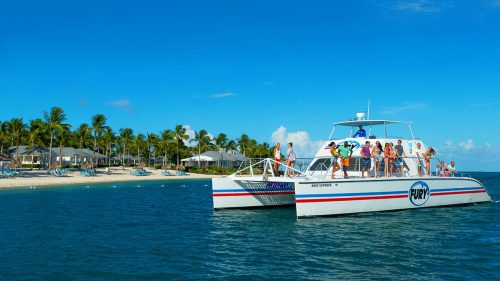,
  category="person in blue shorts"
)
[360,141,372,178]
[353,125,366,138]
[394,140,407,177]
